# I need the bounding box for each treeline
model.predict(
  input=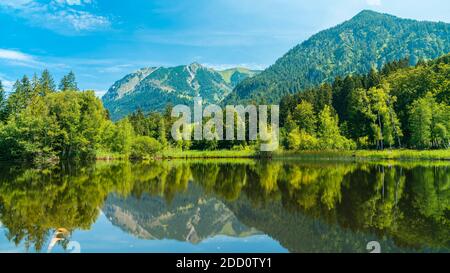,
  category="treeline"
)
[0,71,164,162]
[129,54,450,153]
[127,107,255,151]
[1,54,449,162]
[280,55,450,150]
